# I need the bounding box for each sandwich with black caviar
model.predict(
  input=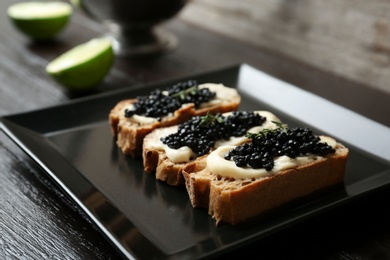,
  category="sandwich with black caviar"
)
[182,122,349,225]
